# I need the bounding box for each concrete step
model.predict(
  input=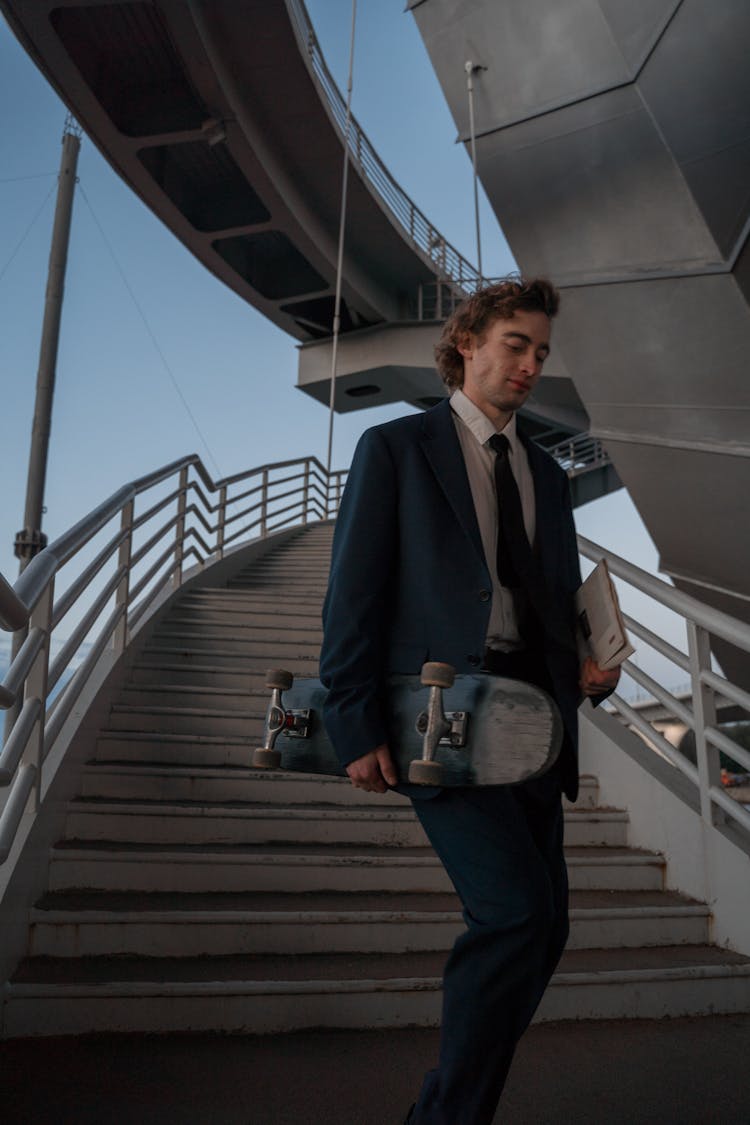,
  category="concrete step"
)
[127,659,321,689]
[77,764,598,811]
[63,798,628,848]
[104,704,265,737]
[217,585,326,598]
[64,801,430,848]
[162,609,323,627]
[47,842,653,895]
[220,572,330,586]
[117,684,271,712]
[157,620,323,640]
[95,732,270,767]
[28,888,709,958]
[140,643,319,657]
[6,946,749,1037]
[79,765,408,806]
[182,589,327,606]
[183,586,327,600]
[142,635,322,657]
